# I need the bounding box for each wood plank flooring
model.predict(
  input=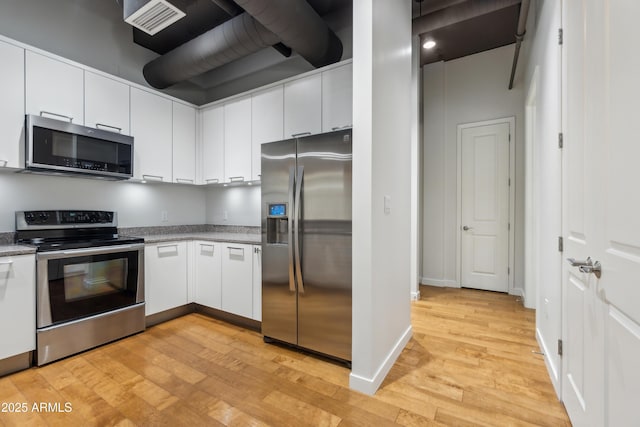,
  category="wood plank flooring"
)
[0,285,571,426]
